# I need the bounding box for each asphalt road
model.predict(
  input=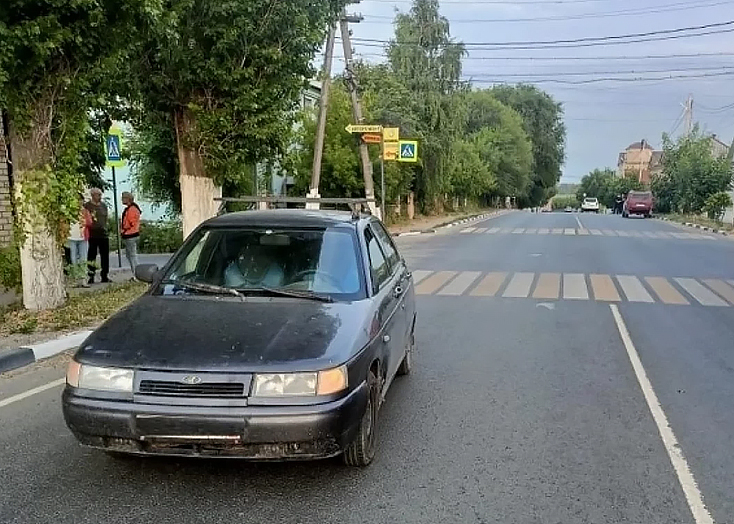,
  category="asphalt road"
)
[2,210,734,524]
